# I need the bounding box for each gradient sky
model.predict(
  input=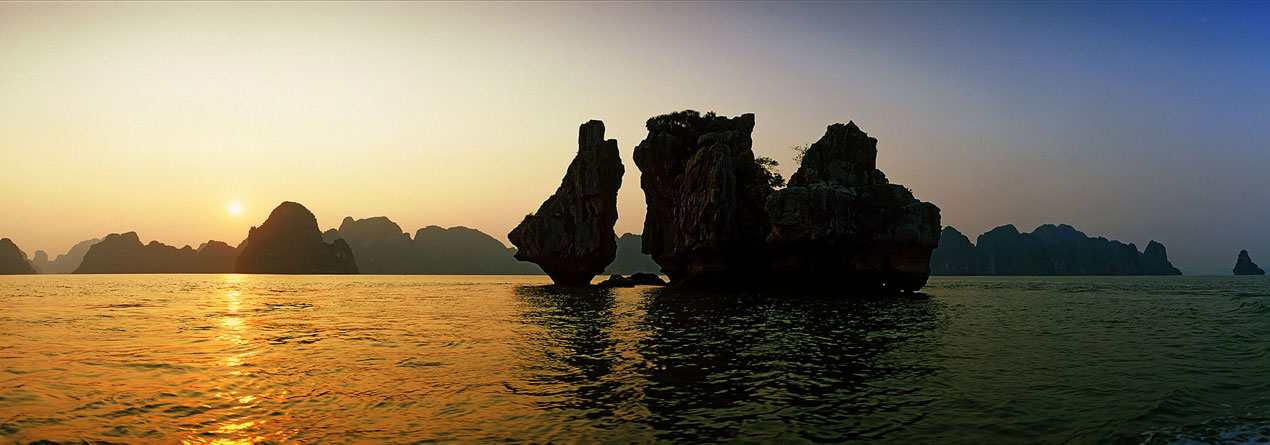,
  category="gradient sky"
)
[1,2,1267,274]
